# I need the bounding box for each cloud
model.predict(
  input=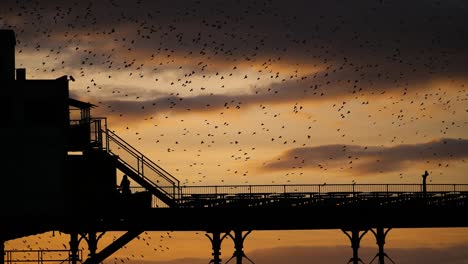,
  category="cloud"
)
[113,245,468,264]
[2,0,467,89]
[3,0,468,123]
[262,138,468,175]
[92,64,465,120]
[4,0,468,64]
